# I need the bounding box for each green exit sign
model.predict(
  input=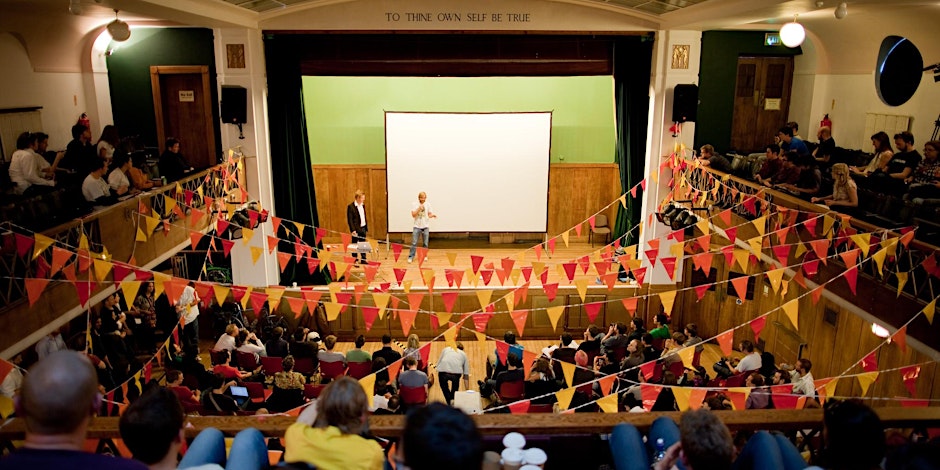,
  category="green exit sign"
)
[765,33,782,46]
